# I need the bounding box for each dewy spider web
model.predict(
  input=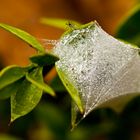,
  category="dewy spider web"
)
[53,22,140,119]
